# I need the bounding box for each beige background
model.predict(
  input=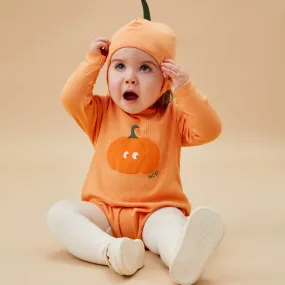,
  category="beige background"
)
[1,0,284,284]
